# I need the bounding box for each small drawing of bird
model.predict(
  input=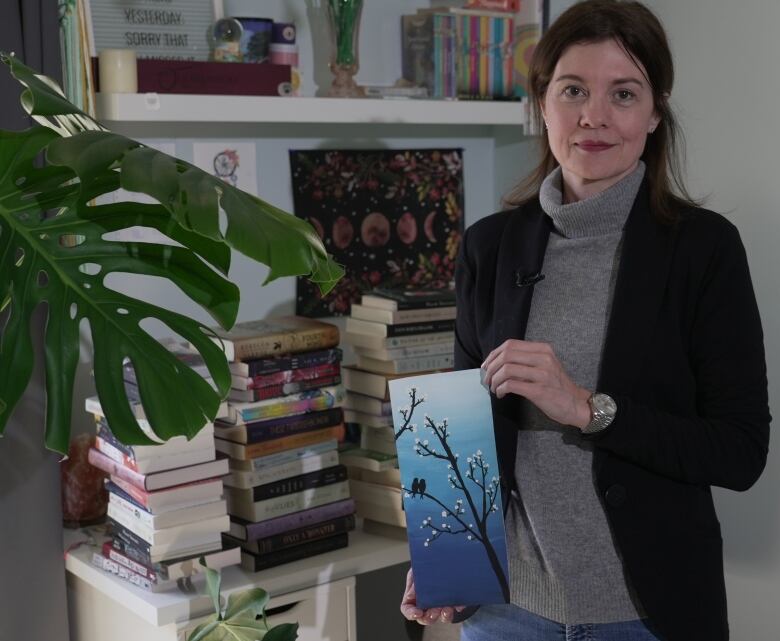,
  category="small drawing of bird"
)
[418,478,427,497]
[411,478,420,498]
